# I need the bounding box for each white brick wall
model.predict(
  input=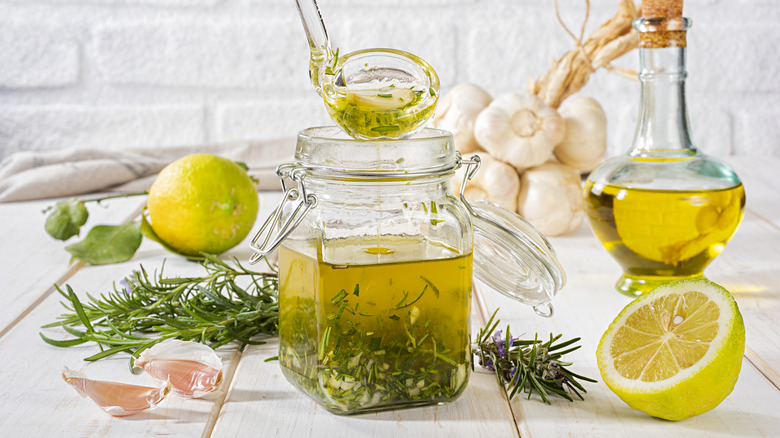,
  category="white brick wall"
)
[0,0,777,161]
